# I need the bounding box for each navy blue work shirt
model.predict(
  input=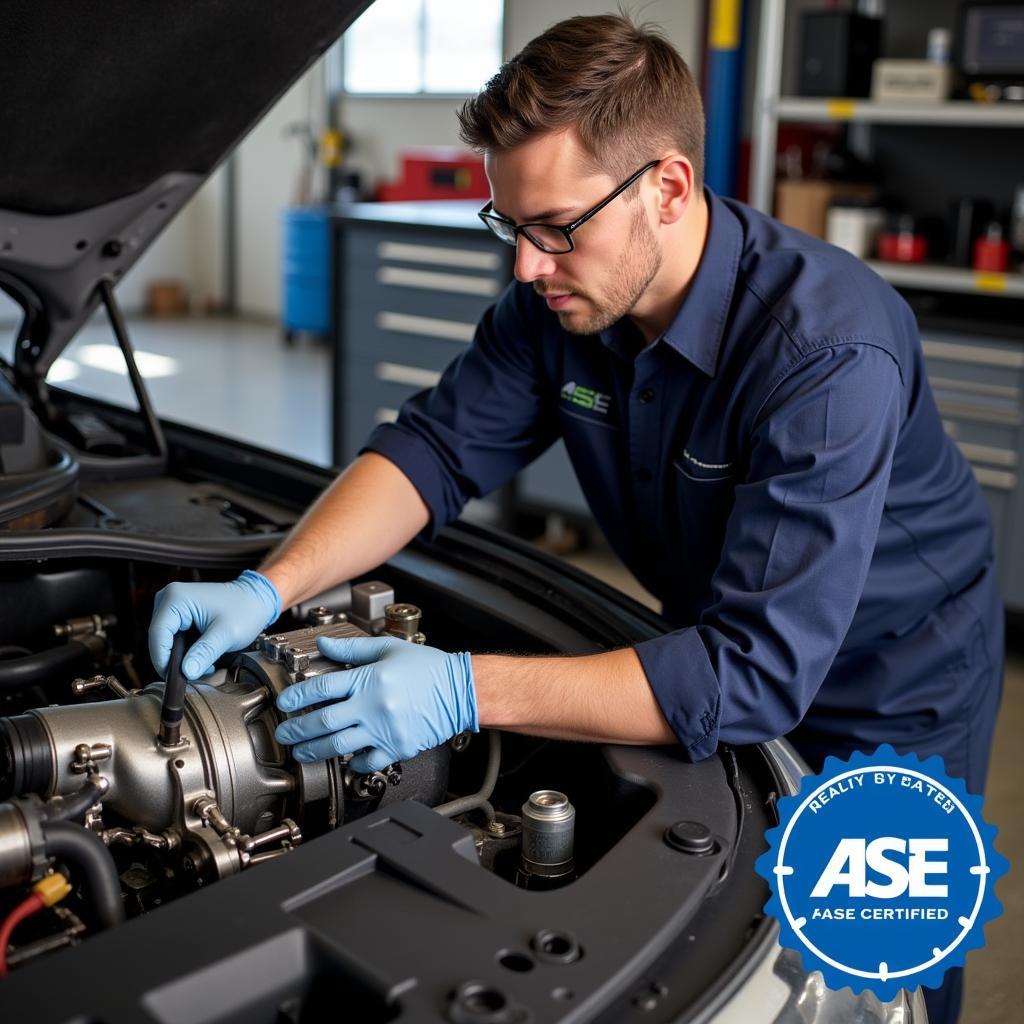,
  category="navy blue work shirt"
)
[363,189,1000,774]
